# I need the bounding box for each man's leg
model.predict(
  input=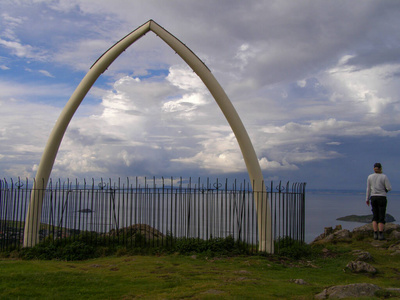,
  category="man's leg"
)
[378,222,385,240]
[372,221,378,240]
[372,221,378,231]
[378,197,387,240]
